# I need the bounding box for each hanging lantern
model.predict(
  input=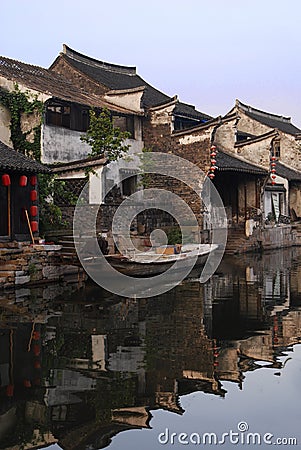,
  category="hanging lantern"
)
[19,175,28,187]
[34,360,41,369]
[30,190,38,201]
[270,154,277,184]
[6,384,14,397]
[23,379,31,388]
[2,174,11,186]
[33,344,40,355]
[209,144,218,179]
[31,221,38,233]
[30,205,38,217]
[30,175,37,186]
[33,330,40,340]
